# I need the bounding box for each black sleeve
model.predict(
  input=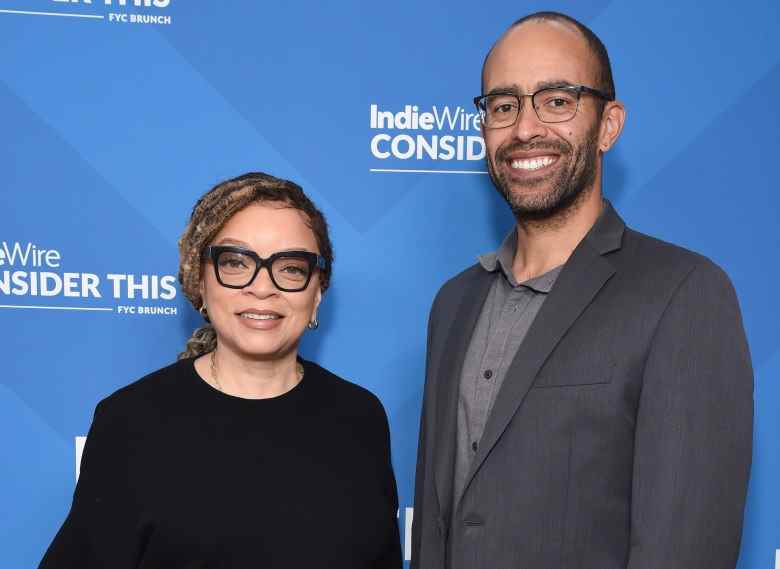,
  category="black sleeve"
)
[371,398,403,569]
[38,399,141,569]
